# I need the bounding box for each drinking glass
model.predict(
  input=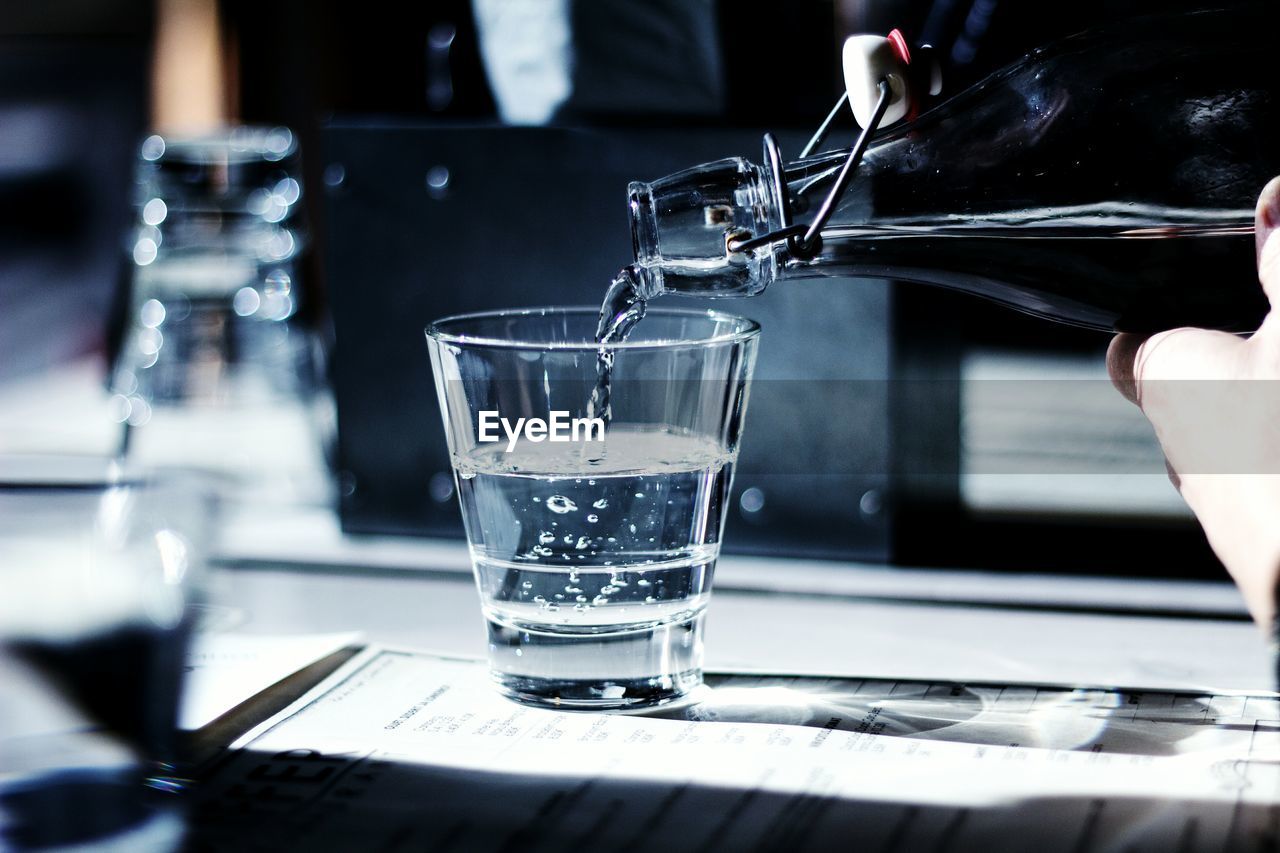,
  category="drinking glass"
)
[109,127,331,507]
[113,126,310,410]
[0,457,212,850]
[426,307,759,710]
